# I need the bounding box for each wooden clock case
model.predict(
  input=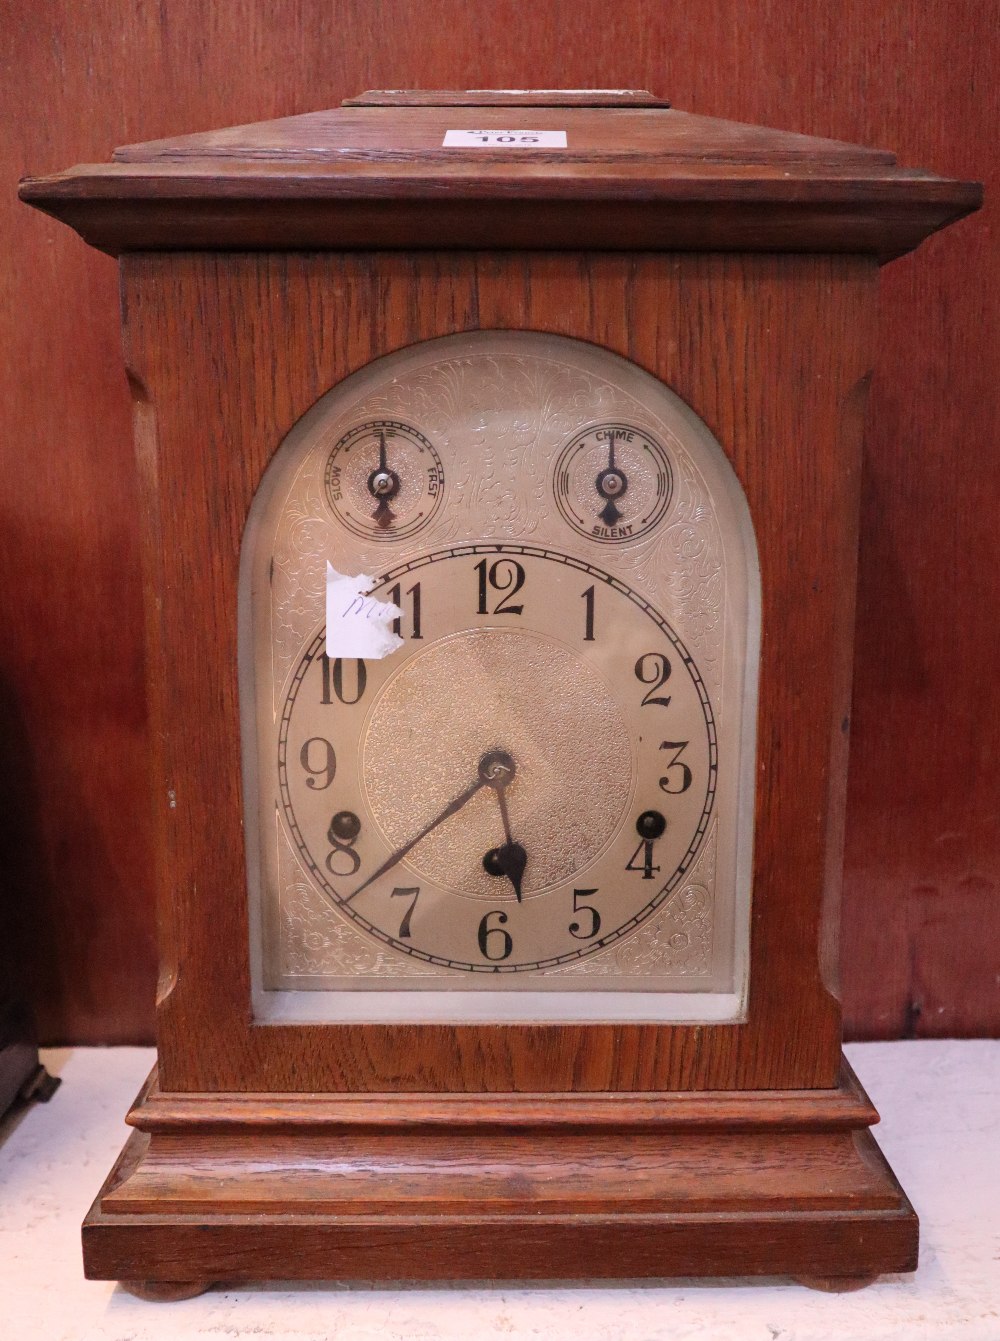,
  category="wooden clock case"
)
[20,90,981,1294]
